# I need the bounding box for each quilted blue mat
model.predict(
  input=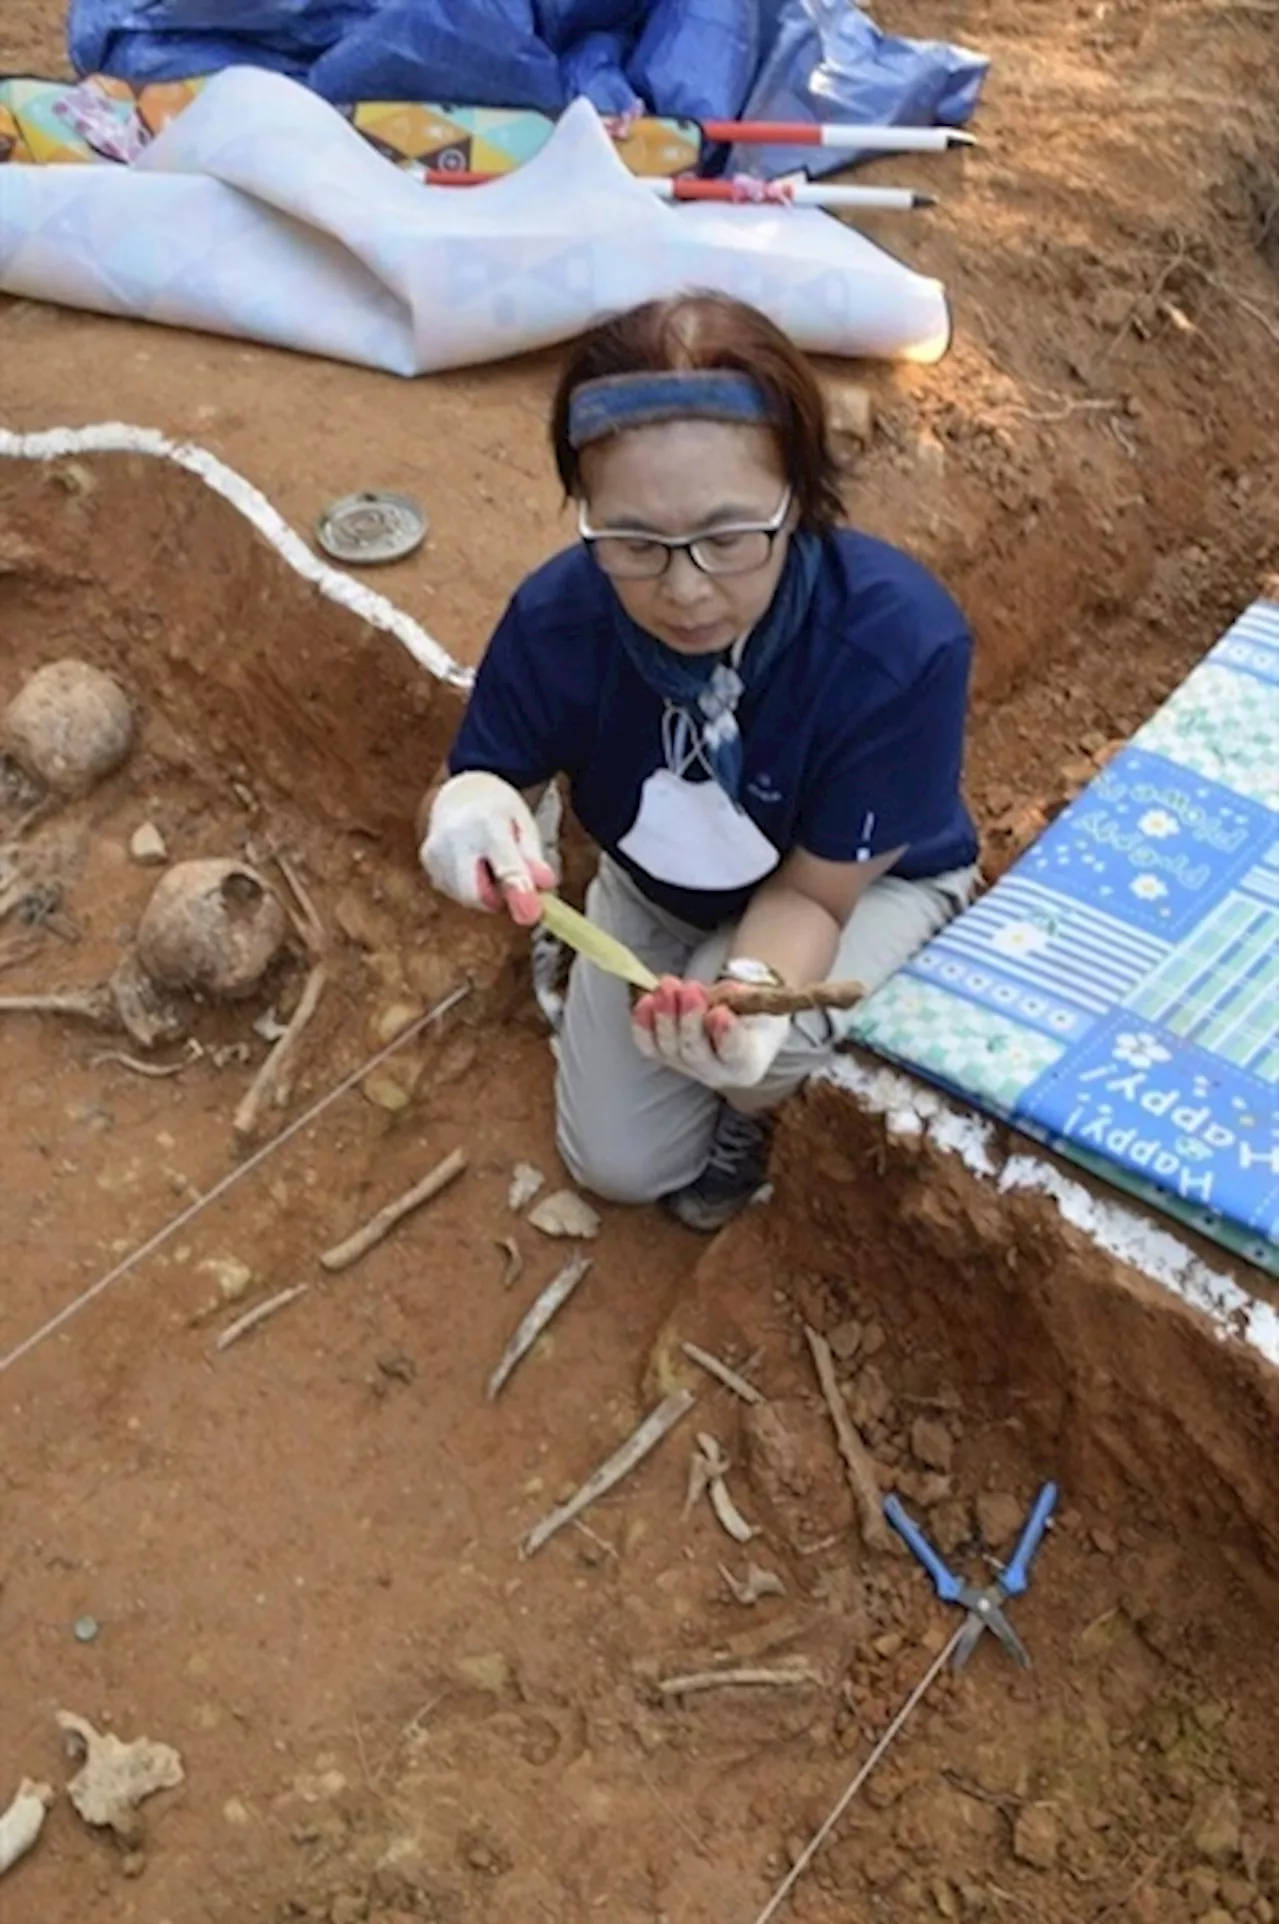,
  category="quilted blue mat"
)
[851,600,1280,1274]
